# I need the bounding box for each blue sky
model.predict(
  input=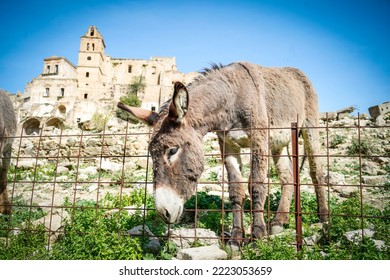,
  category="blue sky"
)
[0,0,389,114]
